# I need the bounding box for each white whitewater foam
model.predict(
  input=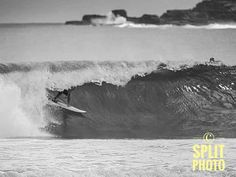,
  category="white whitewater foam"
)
[116,22,174,29]
[183,23,236,29]
[47,61,162,89]
[0,139,235,177]
[117,23,236,29]
[91,11,127,26]
[0,77,47,137]
[45,60,199,90]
